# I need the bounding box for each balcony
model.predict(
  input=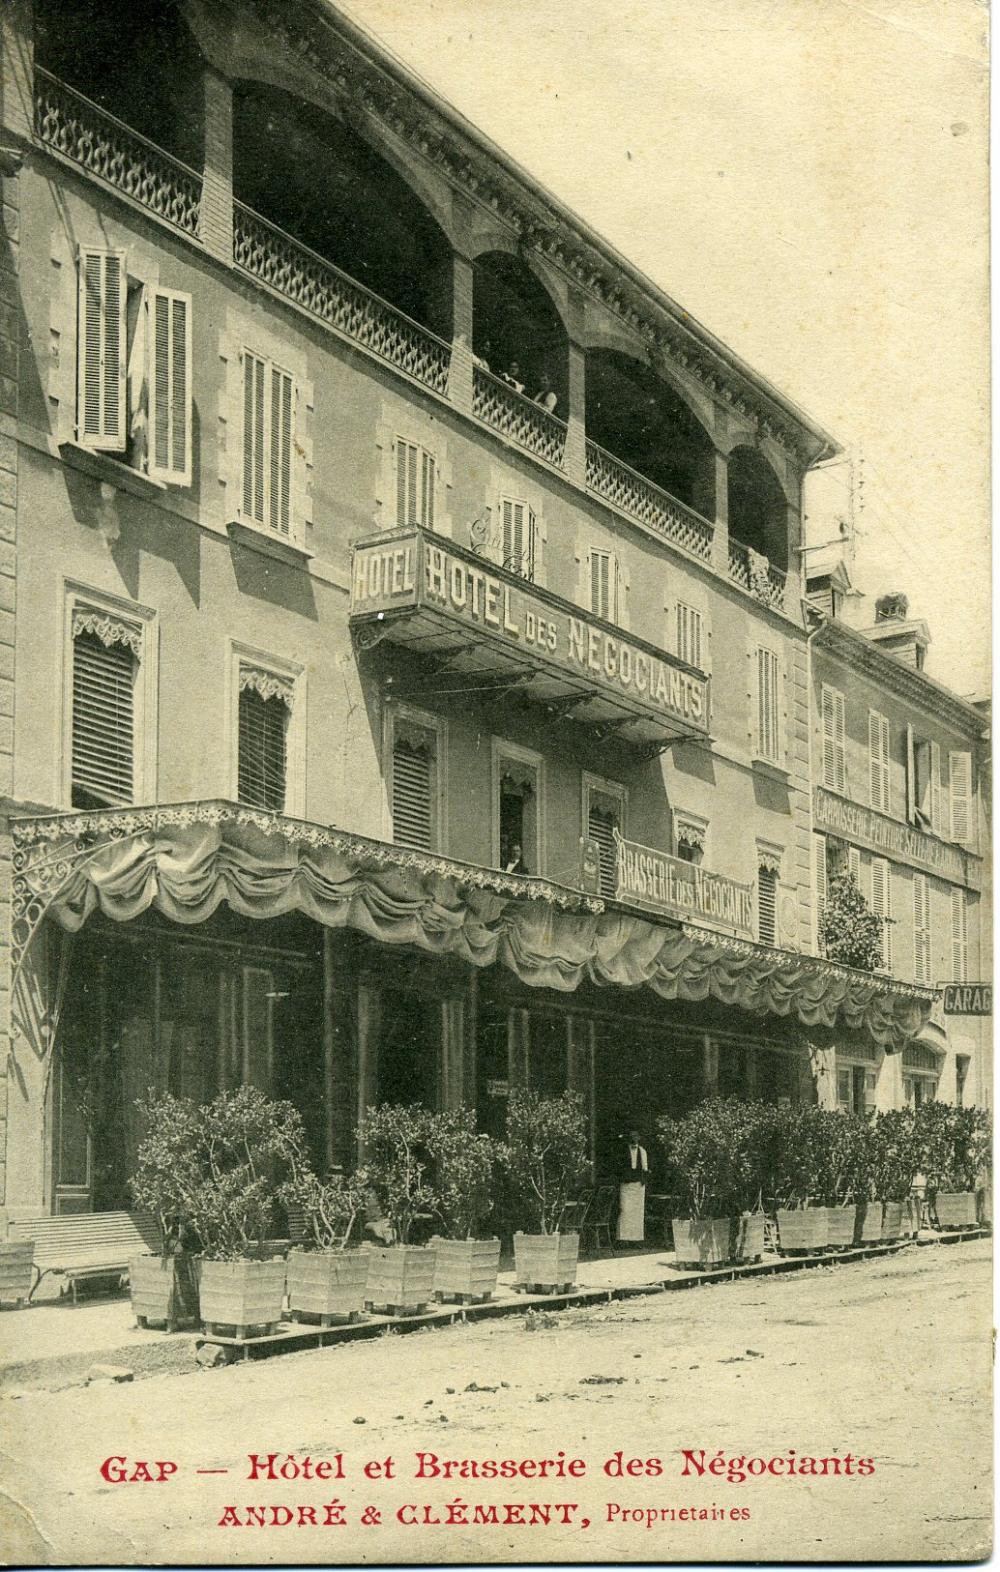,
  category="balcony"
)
[34,67,202,237]
[472,367,567,468]
[350,526,710,753]
[586,440,714,562]
[727,538,790,614]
